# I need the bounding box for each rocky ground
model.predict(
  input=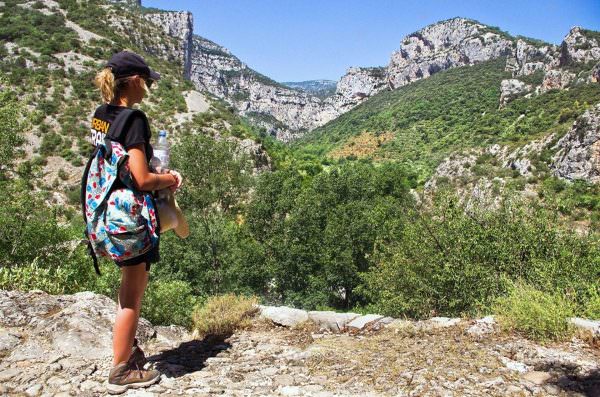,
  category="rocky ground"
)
[1,290,599,396]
